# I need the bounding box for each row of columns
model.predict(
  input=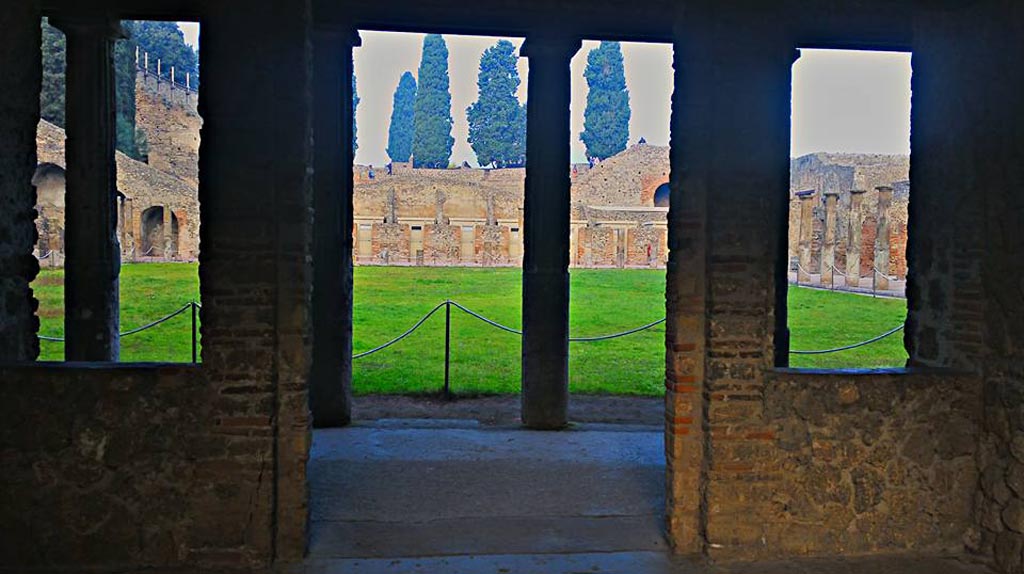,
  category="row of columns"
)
[795,185,895,291]
[309,29,581,429]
